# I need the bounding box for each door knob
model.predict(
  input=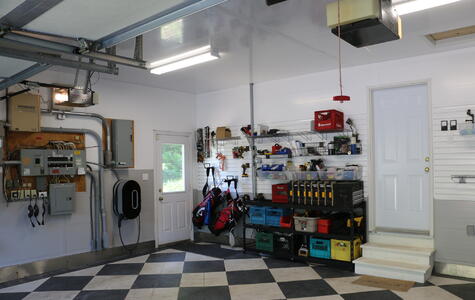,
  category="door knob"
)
[425,157,430,162]
[424,167,430,173]
[158,196,164,201]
